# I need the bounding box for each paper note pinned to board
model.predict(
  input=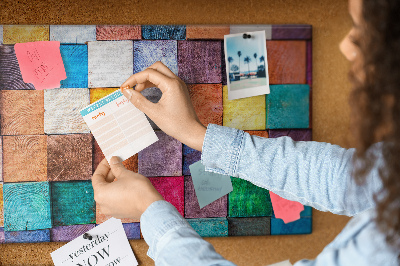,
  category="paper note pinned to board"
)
[14,41,67,90]
[269,191,304,224]
[51,218,138,266]
[189,161,233,208]
[80,89,158,162]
